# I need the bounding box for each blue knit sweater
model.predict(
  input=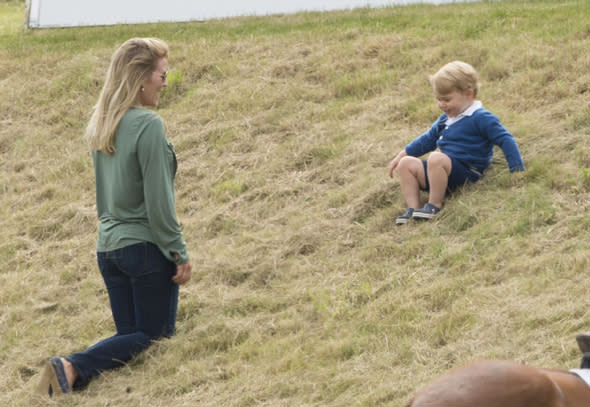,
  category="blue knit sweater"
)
[405,108,525,173]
